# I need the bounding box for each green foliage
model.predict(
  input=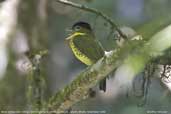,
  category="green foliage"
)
[136,15,171,40]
